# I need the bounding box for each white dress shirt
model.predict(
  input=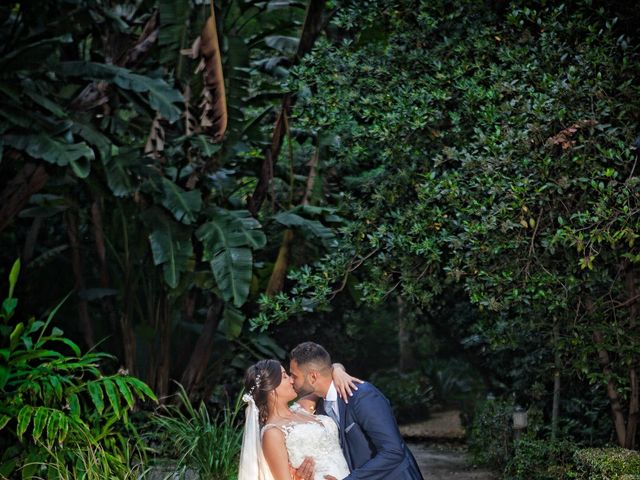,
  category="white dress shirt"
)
[324,381,340,421]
